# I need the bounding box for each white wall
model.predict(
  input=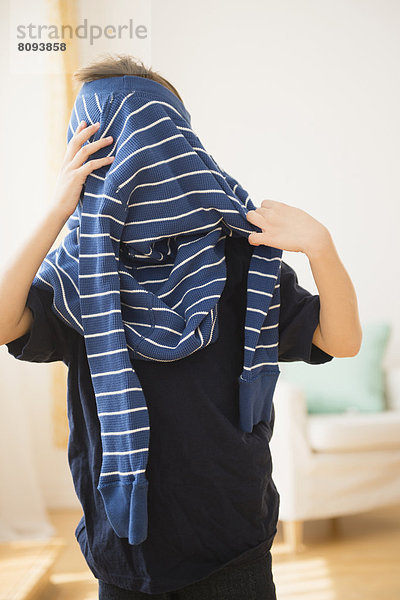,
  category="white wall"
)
[150,0,400,368]
[0,0,399,510]
[0,0,79,509]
